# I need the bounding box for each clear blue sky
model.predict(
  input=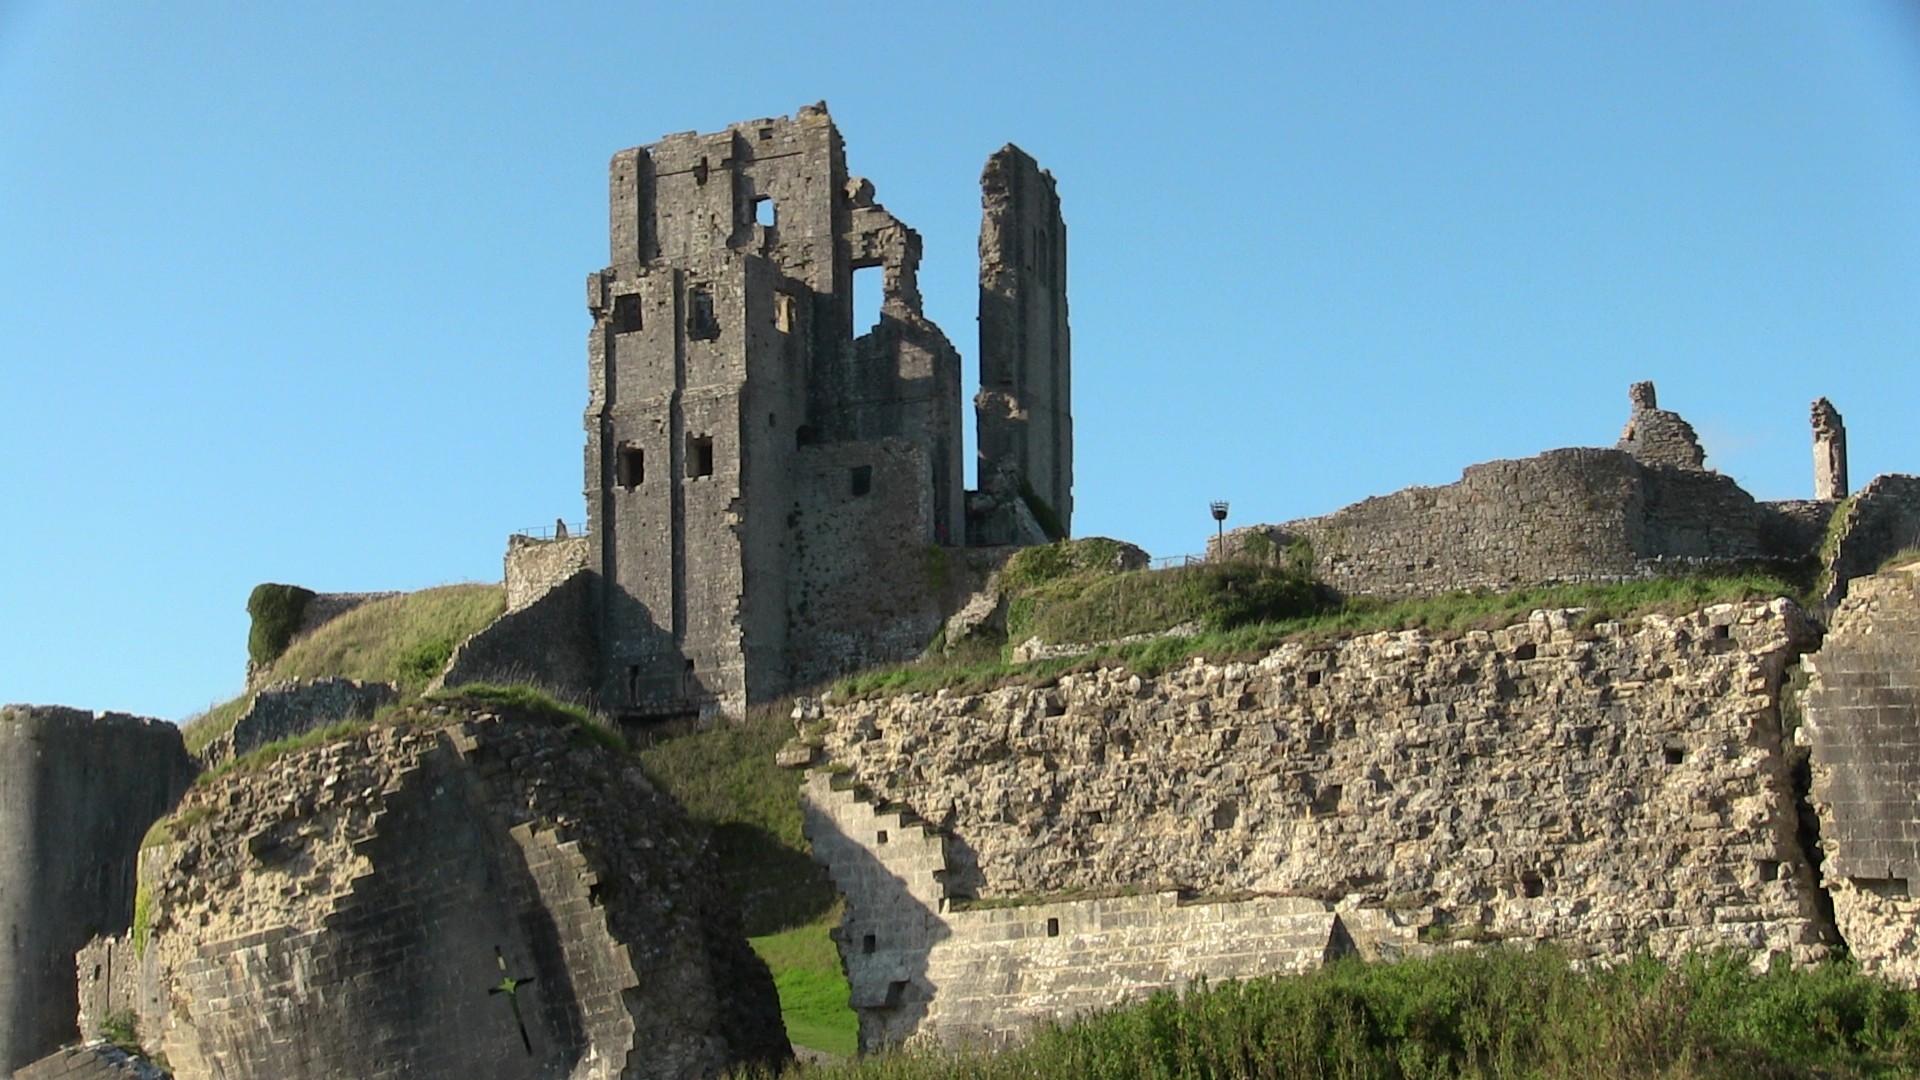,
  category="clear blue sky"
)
[6,2,1919,721]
